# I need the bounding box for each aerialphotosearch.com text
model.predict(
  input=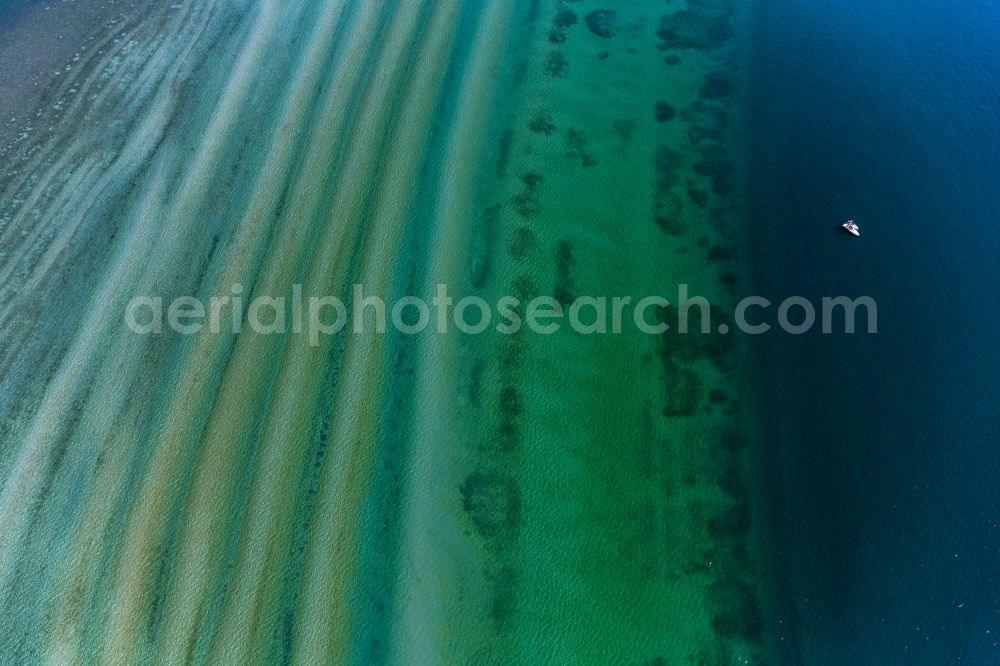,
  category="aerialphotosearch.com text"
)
[125,283,878,346]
